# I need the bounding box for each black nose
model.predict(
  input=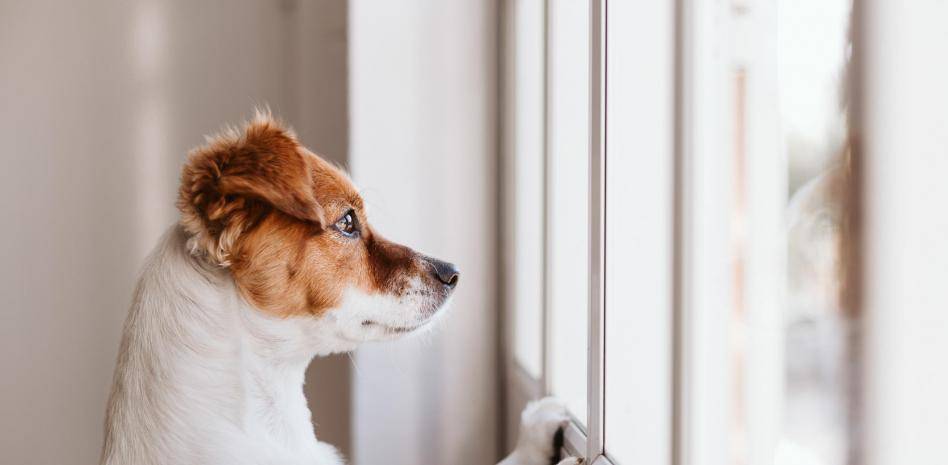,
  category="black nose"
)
[428,258,460,289]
